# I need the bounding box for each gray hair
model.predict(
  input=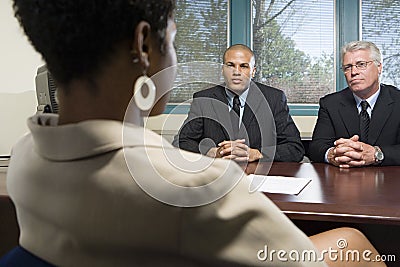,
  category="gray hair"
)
[341,41,382,67]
